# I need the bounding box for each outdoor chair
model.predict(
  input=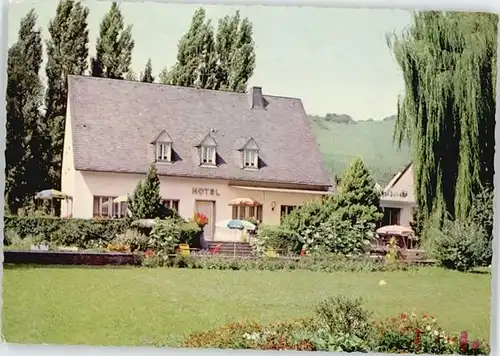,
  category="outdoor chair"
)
[210,244,221,255]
